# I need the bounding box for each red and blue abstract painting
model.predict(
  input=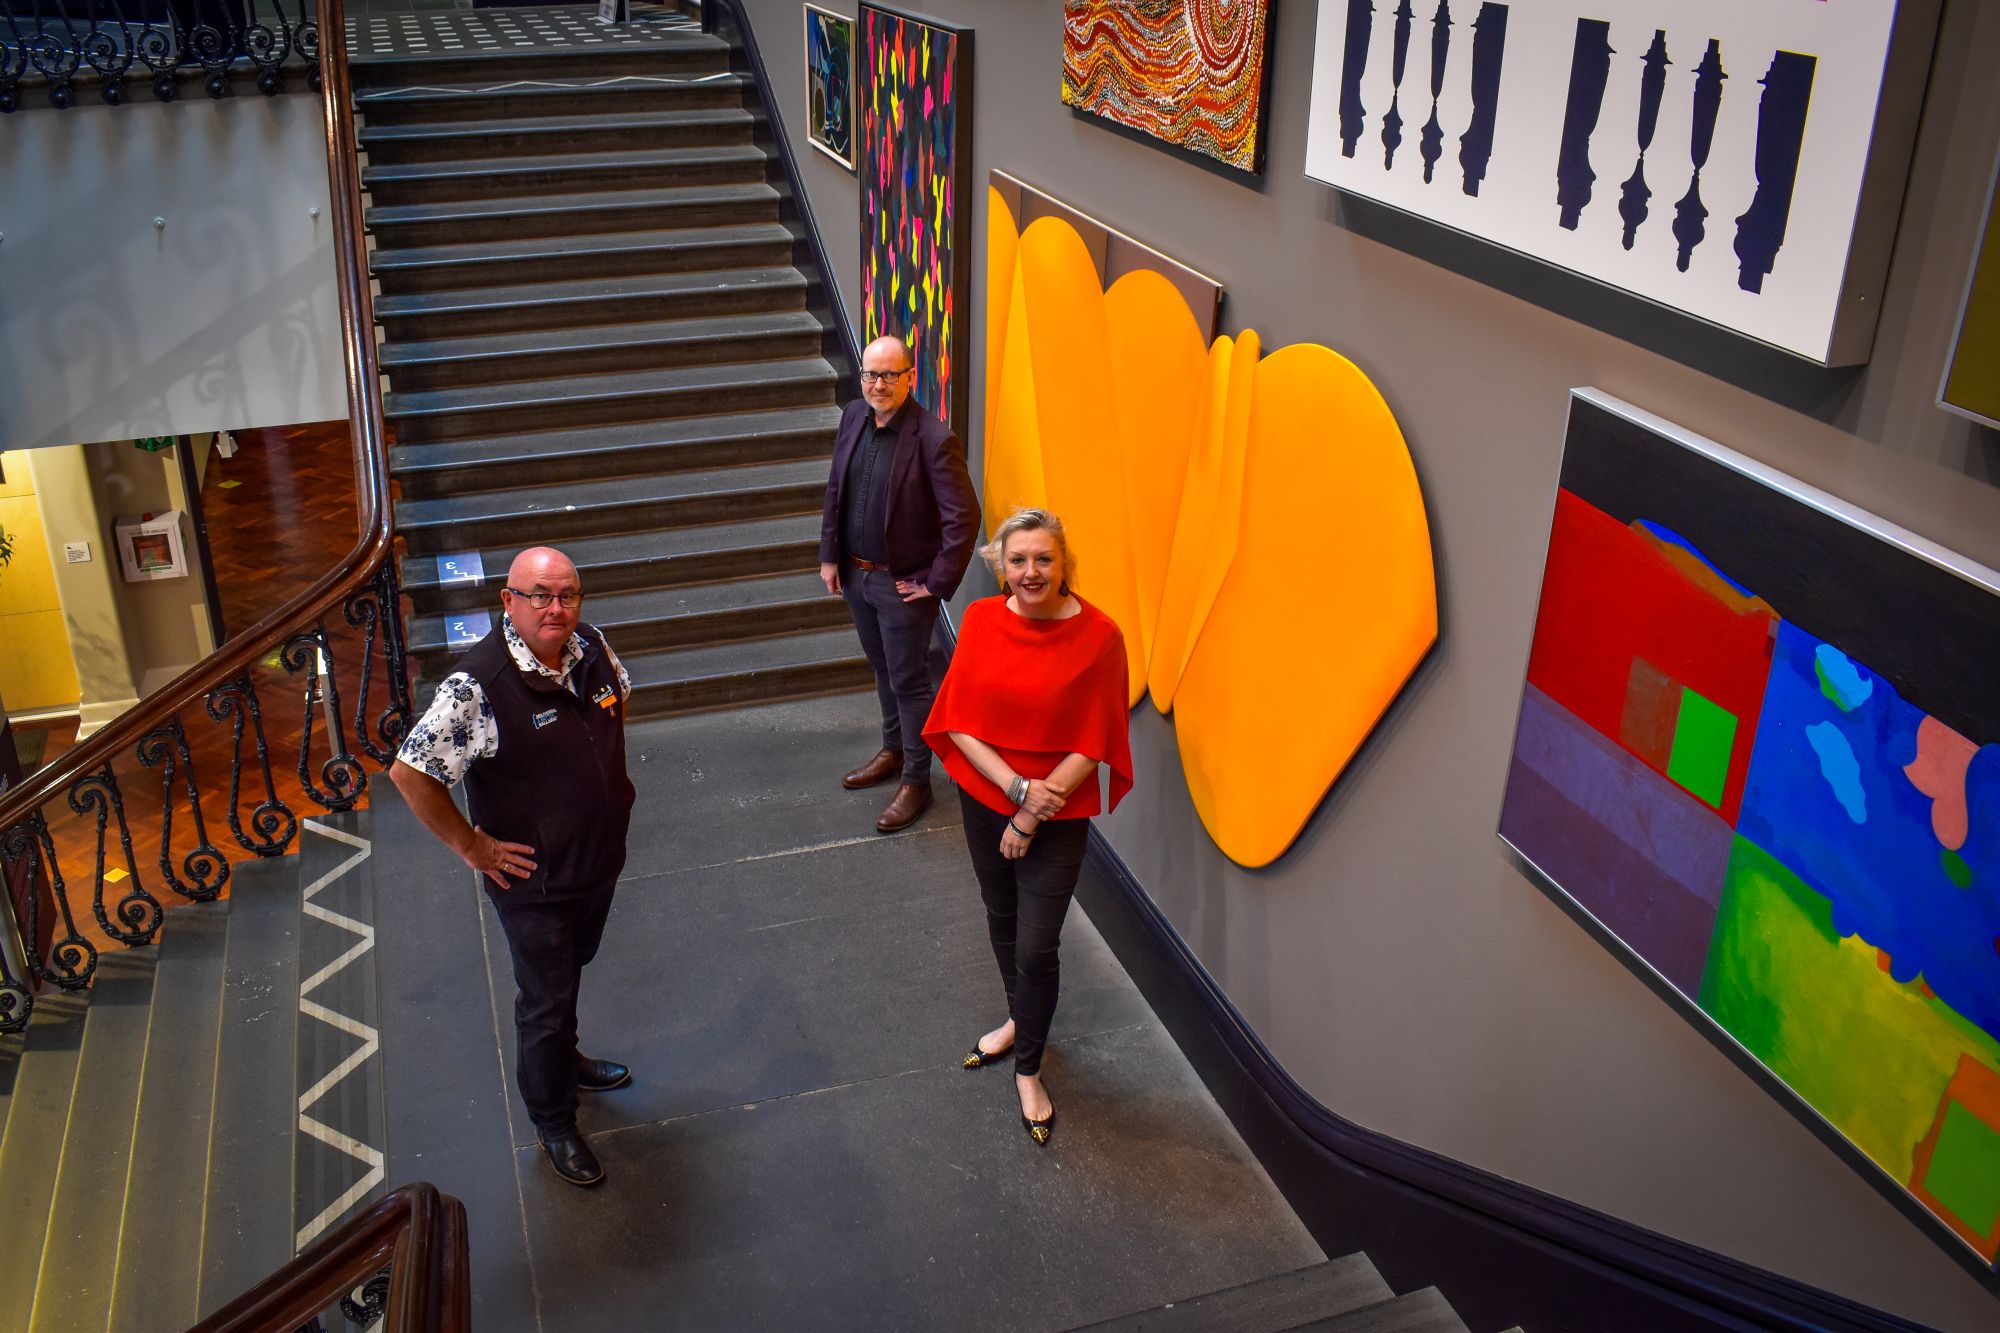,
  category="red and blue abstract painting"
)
[859,4,972,437]
[1500,391,2000,1268]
